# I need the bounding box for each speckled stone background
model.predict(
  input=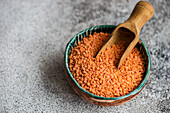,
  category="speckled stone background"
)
[0,0,169,112]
